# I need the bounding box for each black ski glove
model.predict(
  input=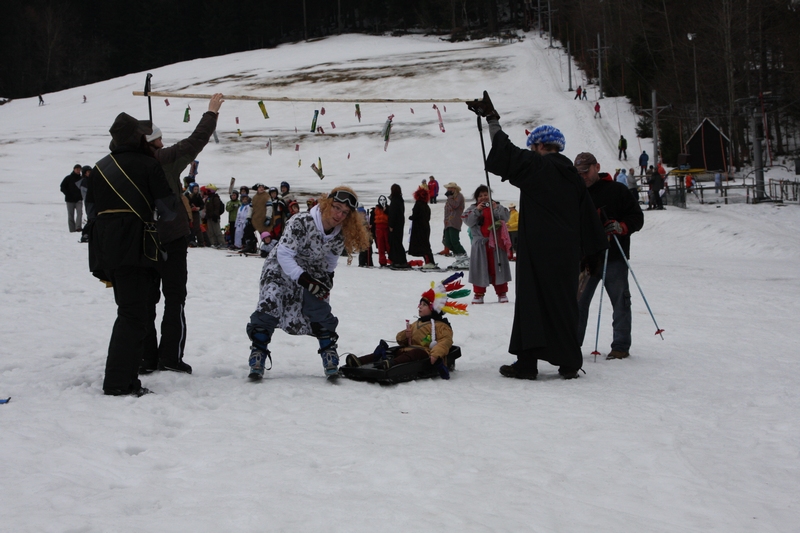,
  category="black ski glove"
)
[298,272,330,299]
[466,90,500,121]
